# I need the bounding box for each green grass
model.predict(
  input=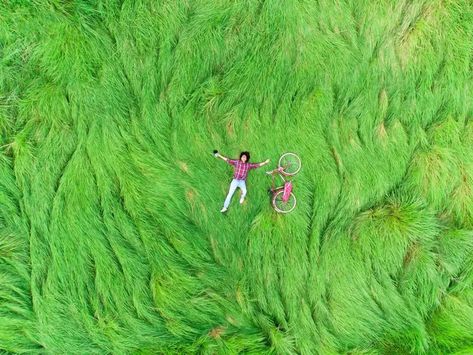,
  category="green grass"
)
[1,0,473,353]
